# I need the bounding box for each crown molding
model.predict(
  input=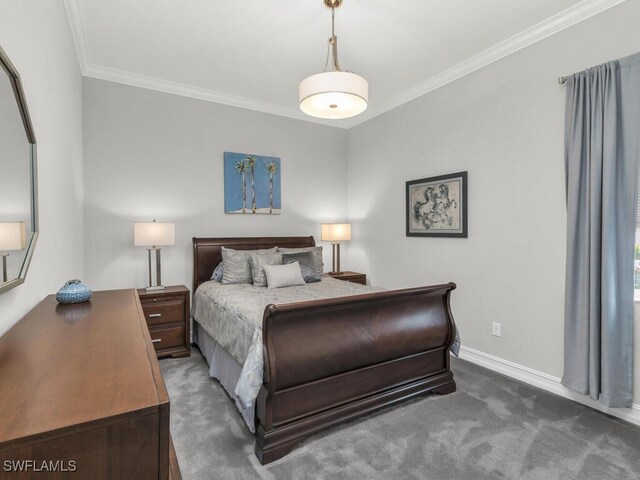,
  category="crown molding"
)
[458,346,640,427]
[65,0,628,130]
[86,63,349,128]
[64,0,89,72]
[350,0,630,127]
[83,63,338,126]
